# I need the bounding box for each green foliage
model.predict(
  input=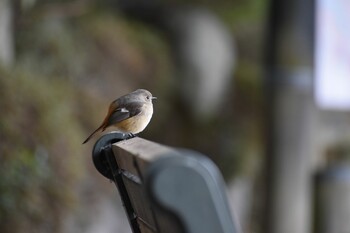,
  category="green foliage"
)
[0,69,87,233]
